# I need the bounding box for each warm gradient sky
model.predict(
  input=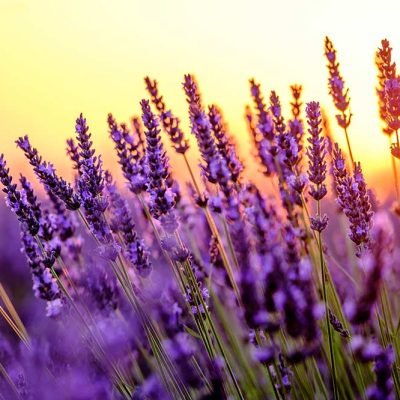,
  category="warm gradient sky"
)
[1,0,399,198]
